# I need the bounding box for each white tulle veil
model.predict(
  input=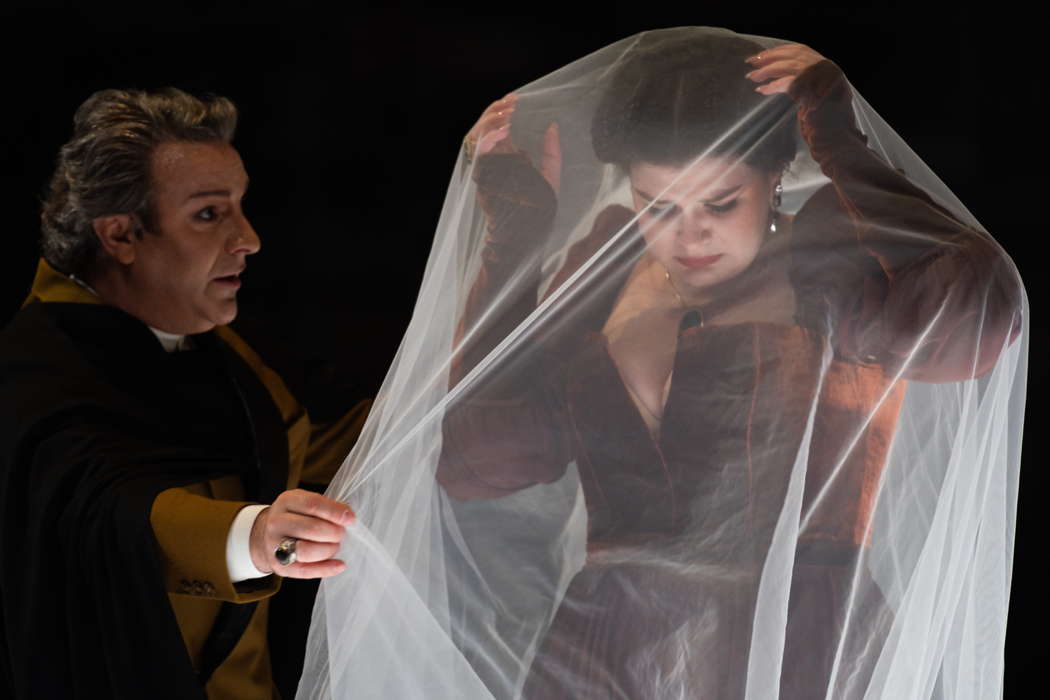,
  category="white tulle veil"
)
[298,27,1026,699]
